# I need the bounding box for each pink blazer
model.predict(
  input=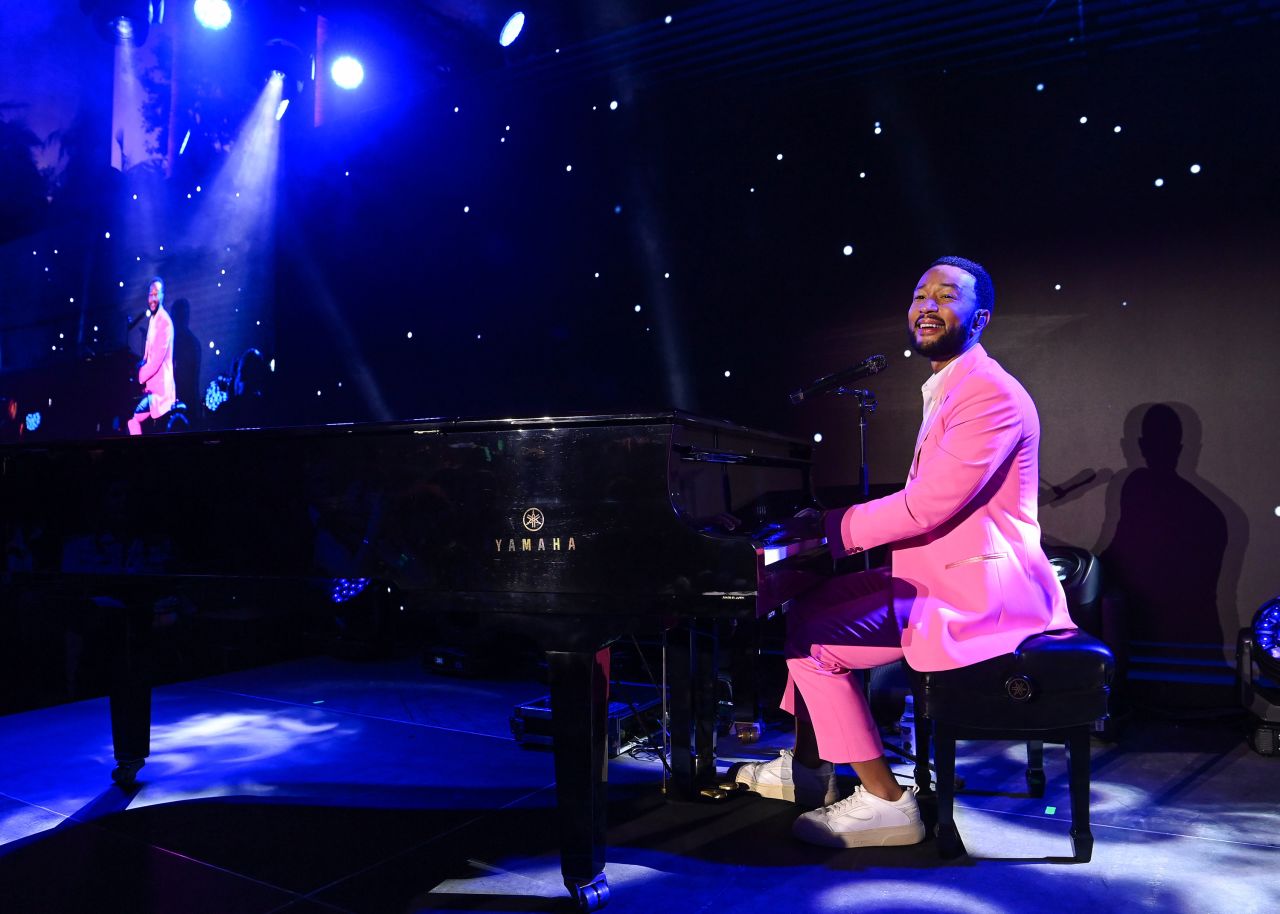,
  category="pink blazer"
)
[833,344,1074,671]
[138,306,176,419]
